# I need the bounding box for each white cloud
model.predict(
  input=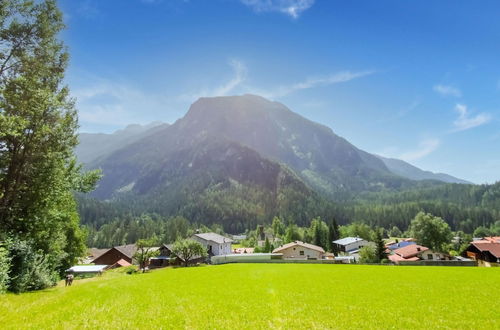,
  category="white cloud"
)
[179,59,247,101]
[433,84,461,97]
[241,0,315,18]
[255,70,375,99]
[453,103,492,131]
[398,138,441,162]
[181,61,373,102]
